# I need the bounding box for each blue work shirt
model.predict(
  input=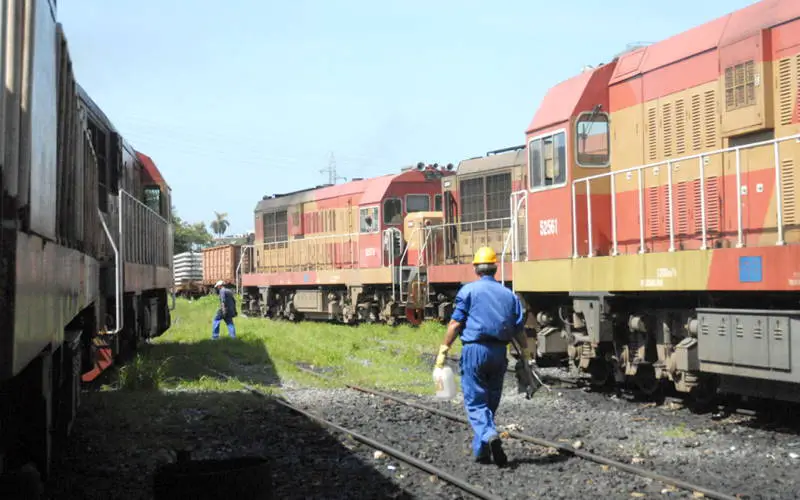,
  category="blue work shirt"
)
[451,275,524,344]
[219,287,237,317]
